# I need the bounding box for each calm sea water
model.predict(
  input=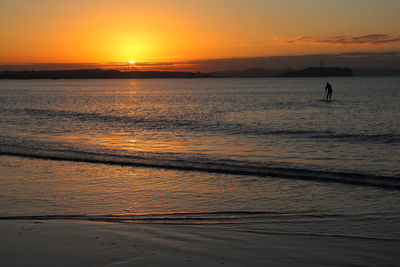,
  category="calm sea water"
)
[1,78,400,240]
